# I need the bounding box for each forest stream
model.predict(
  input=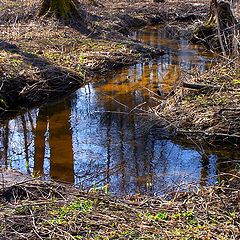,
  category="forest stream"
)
[0,25,239,195]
